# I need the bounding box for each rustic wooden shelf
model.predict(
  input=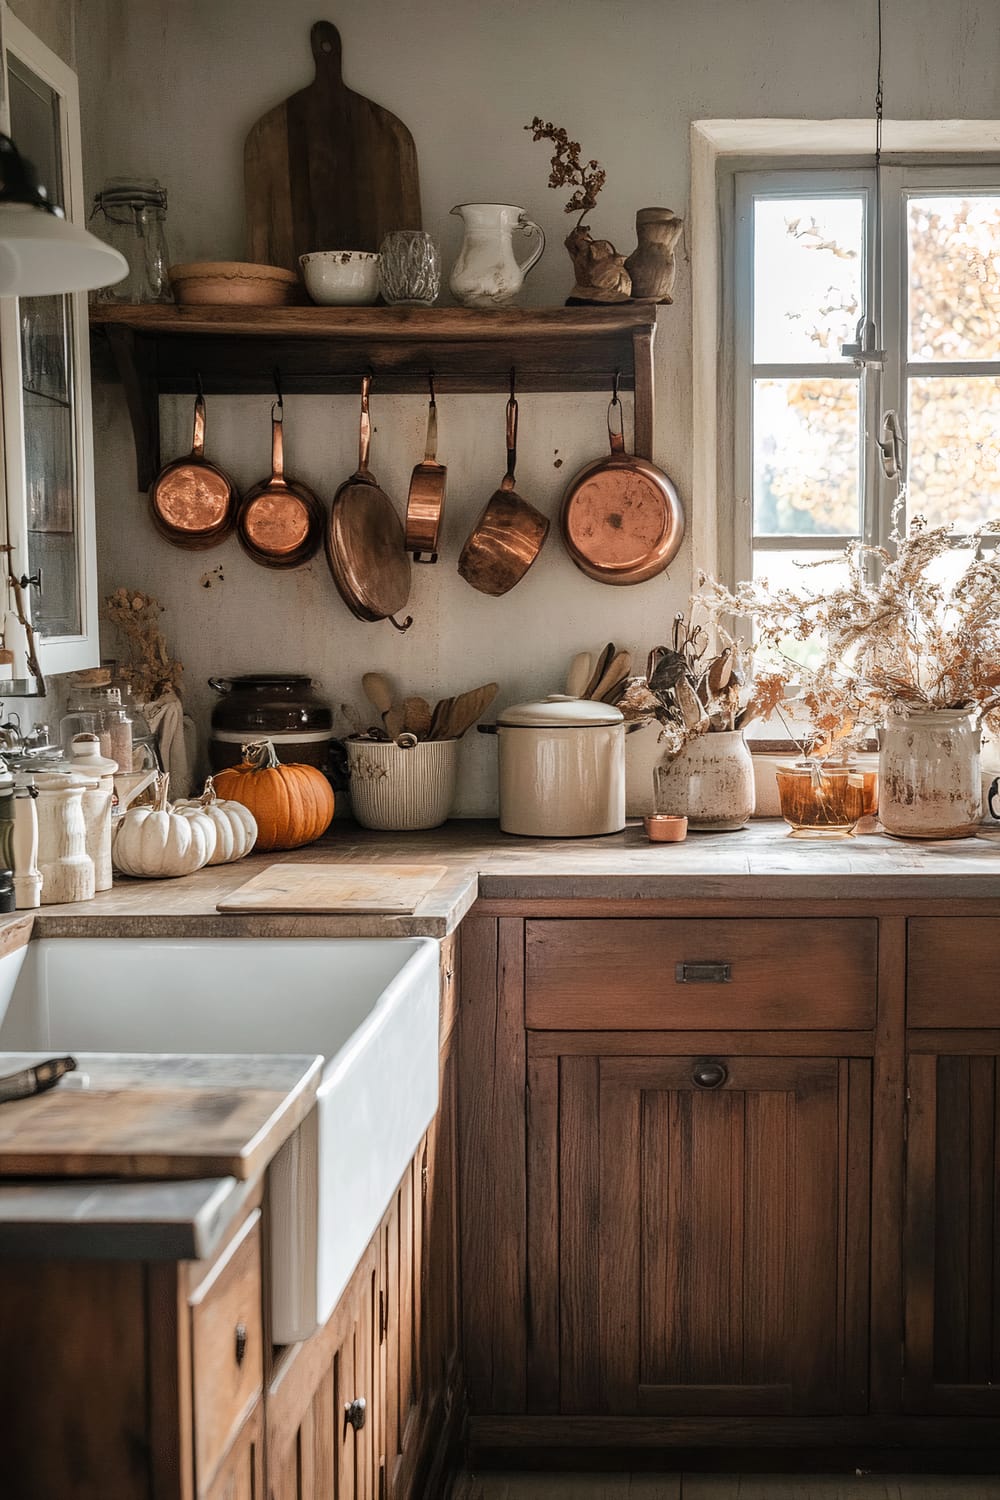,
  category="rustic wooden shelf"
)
[89,301,658,489]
